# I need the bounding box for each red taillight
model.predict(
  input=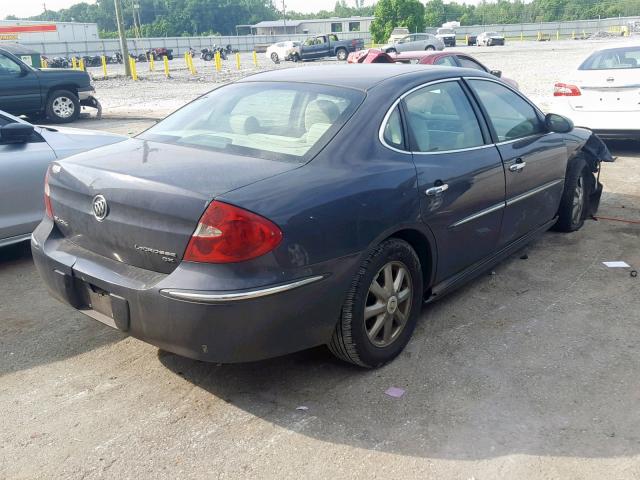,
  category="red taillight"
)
[44,168,53,219]
[554,82,581,97]
[183,201,283,263]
